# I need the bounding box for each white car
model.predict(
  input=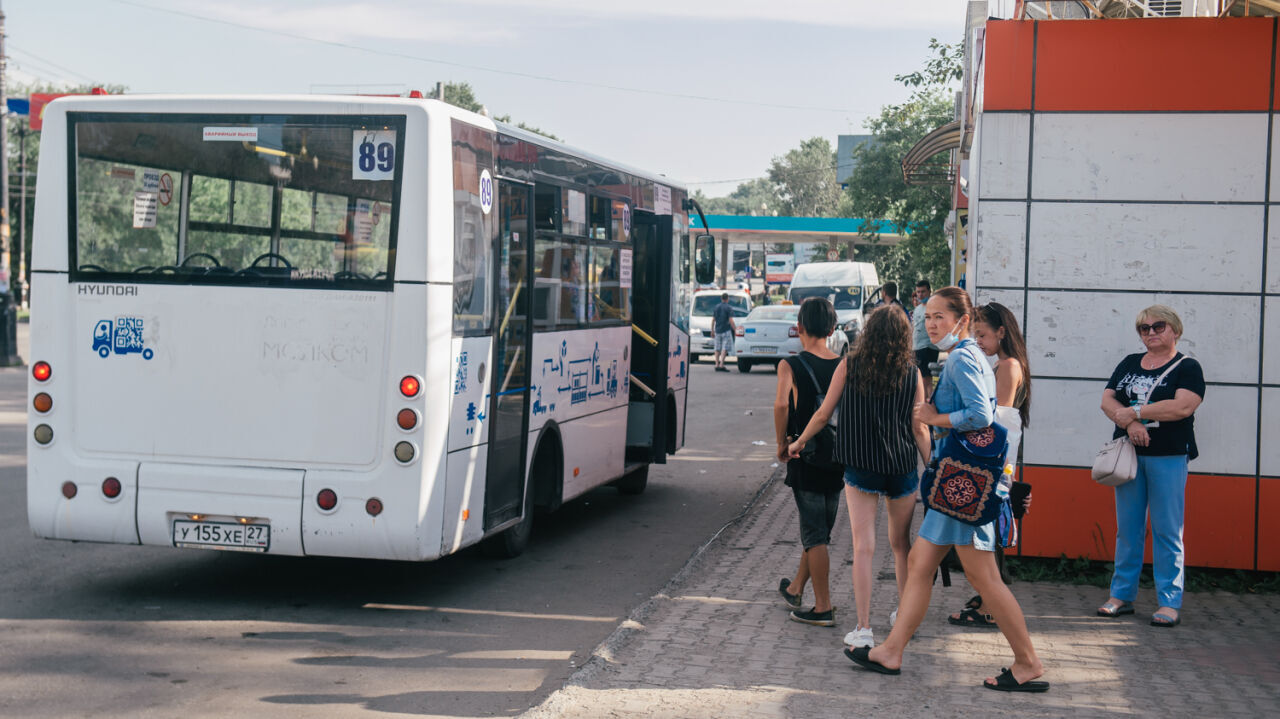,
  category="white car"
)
[690,290,752,363]
[733,305,849,373]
